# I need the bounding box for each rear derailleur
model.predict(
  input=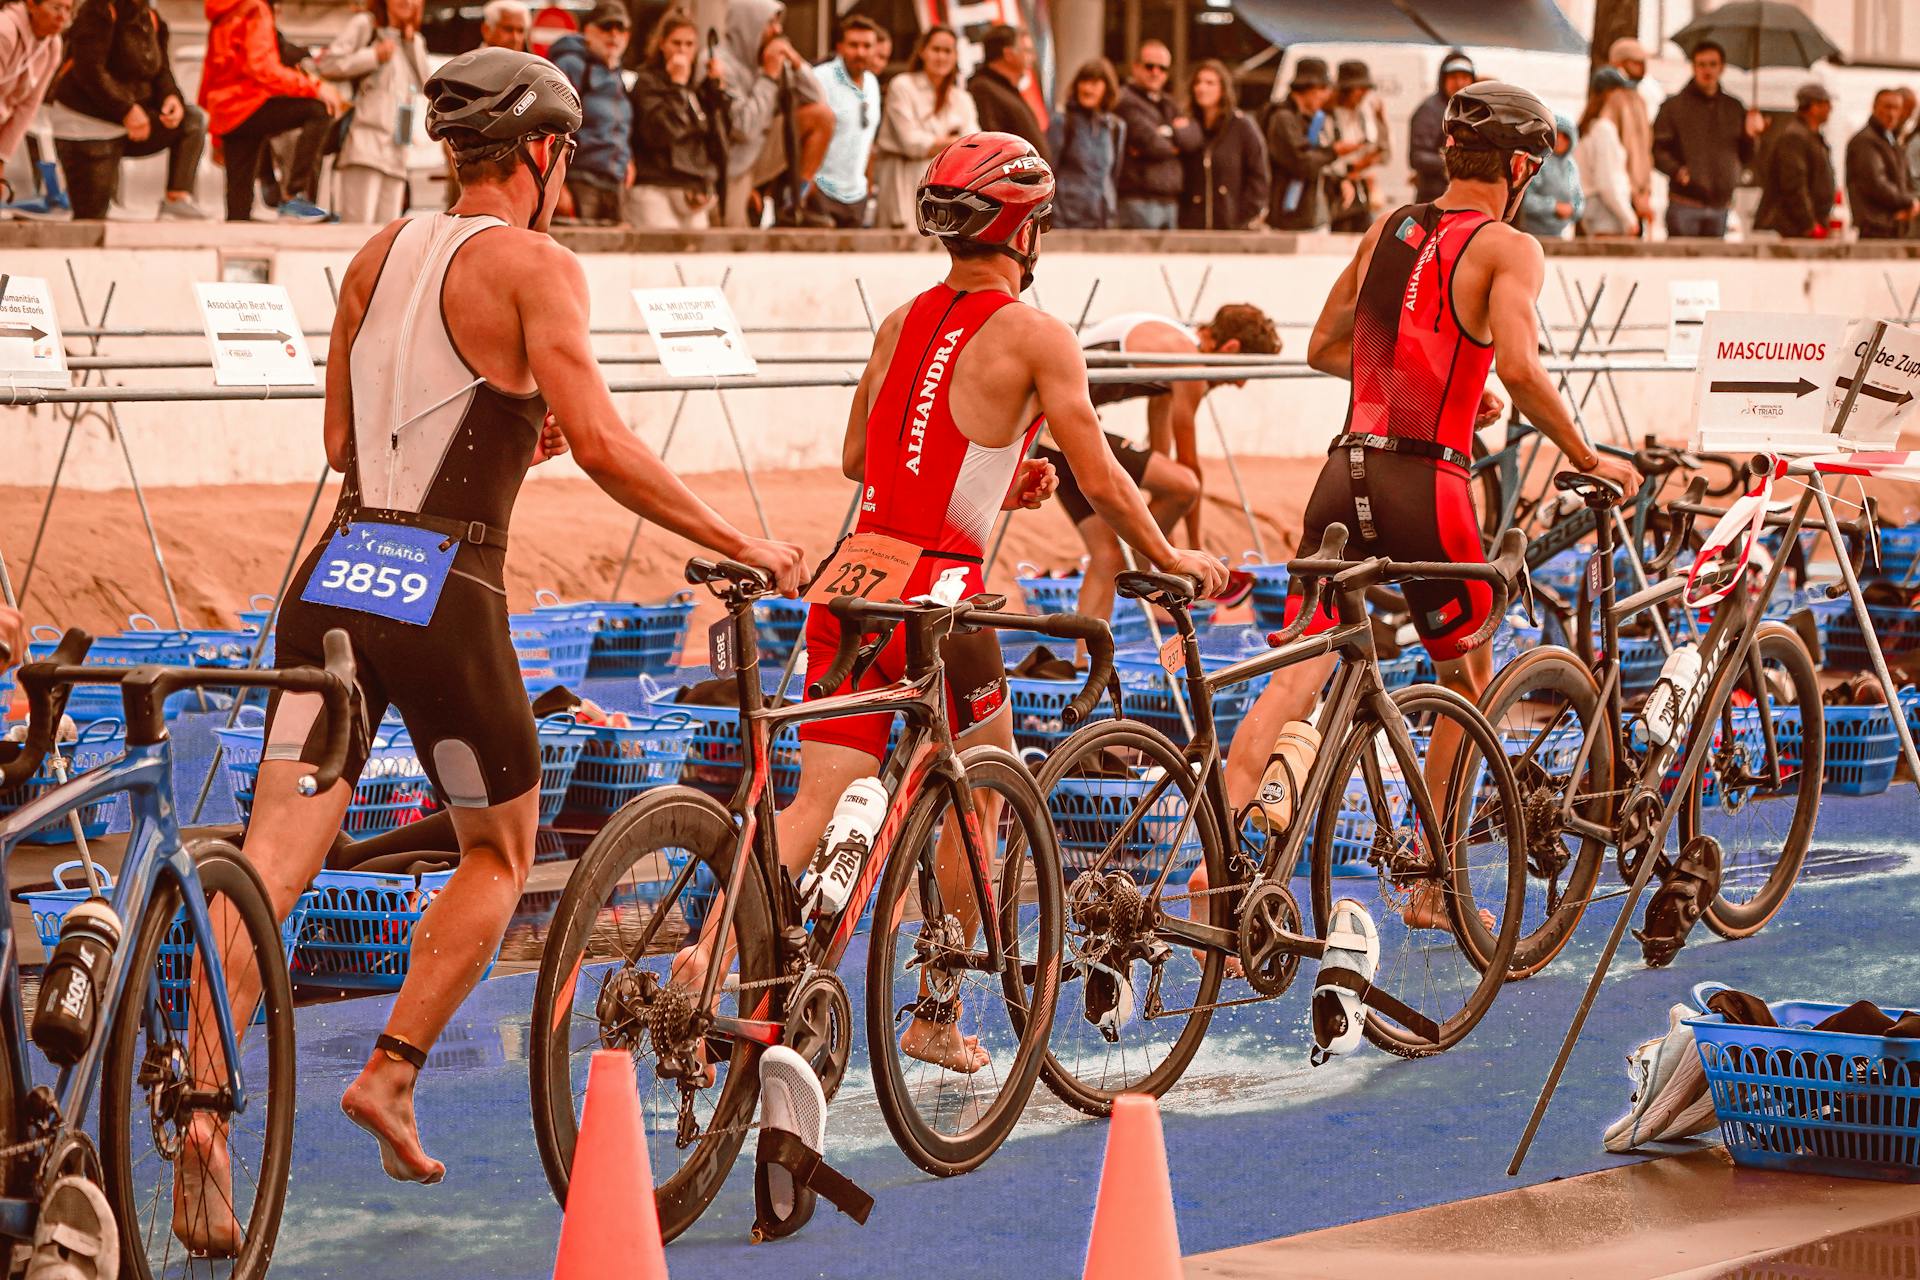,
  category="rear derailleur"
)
[1067,871,1169,1040]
